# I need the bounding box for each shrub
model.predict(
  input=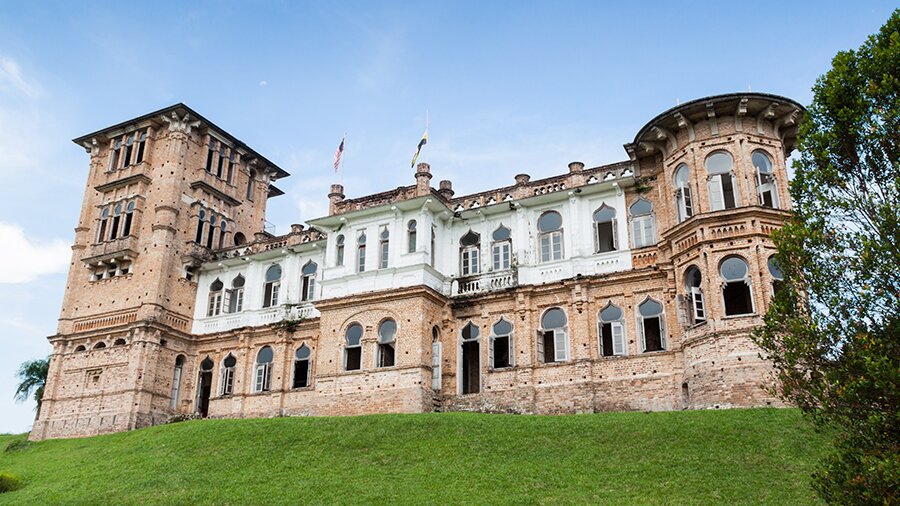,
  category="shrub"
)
[0,473,22,493]
[166,413,202,424]
[4,439,30,453]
